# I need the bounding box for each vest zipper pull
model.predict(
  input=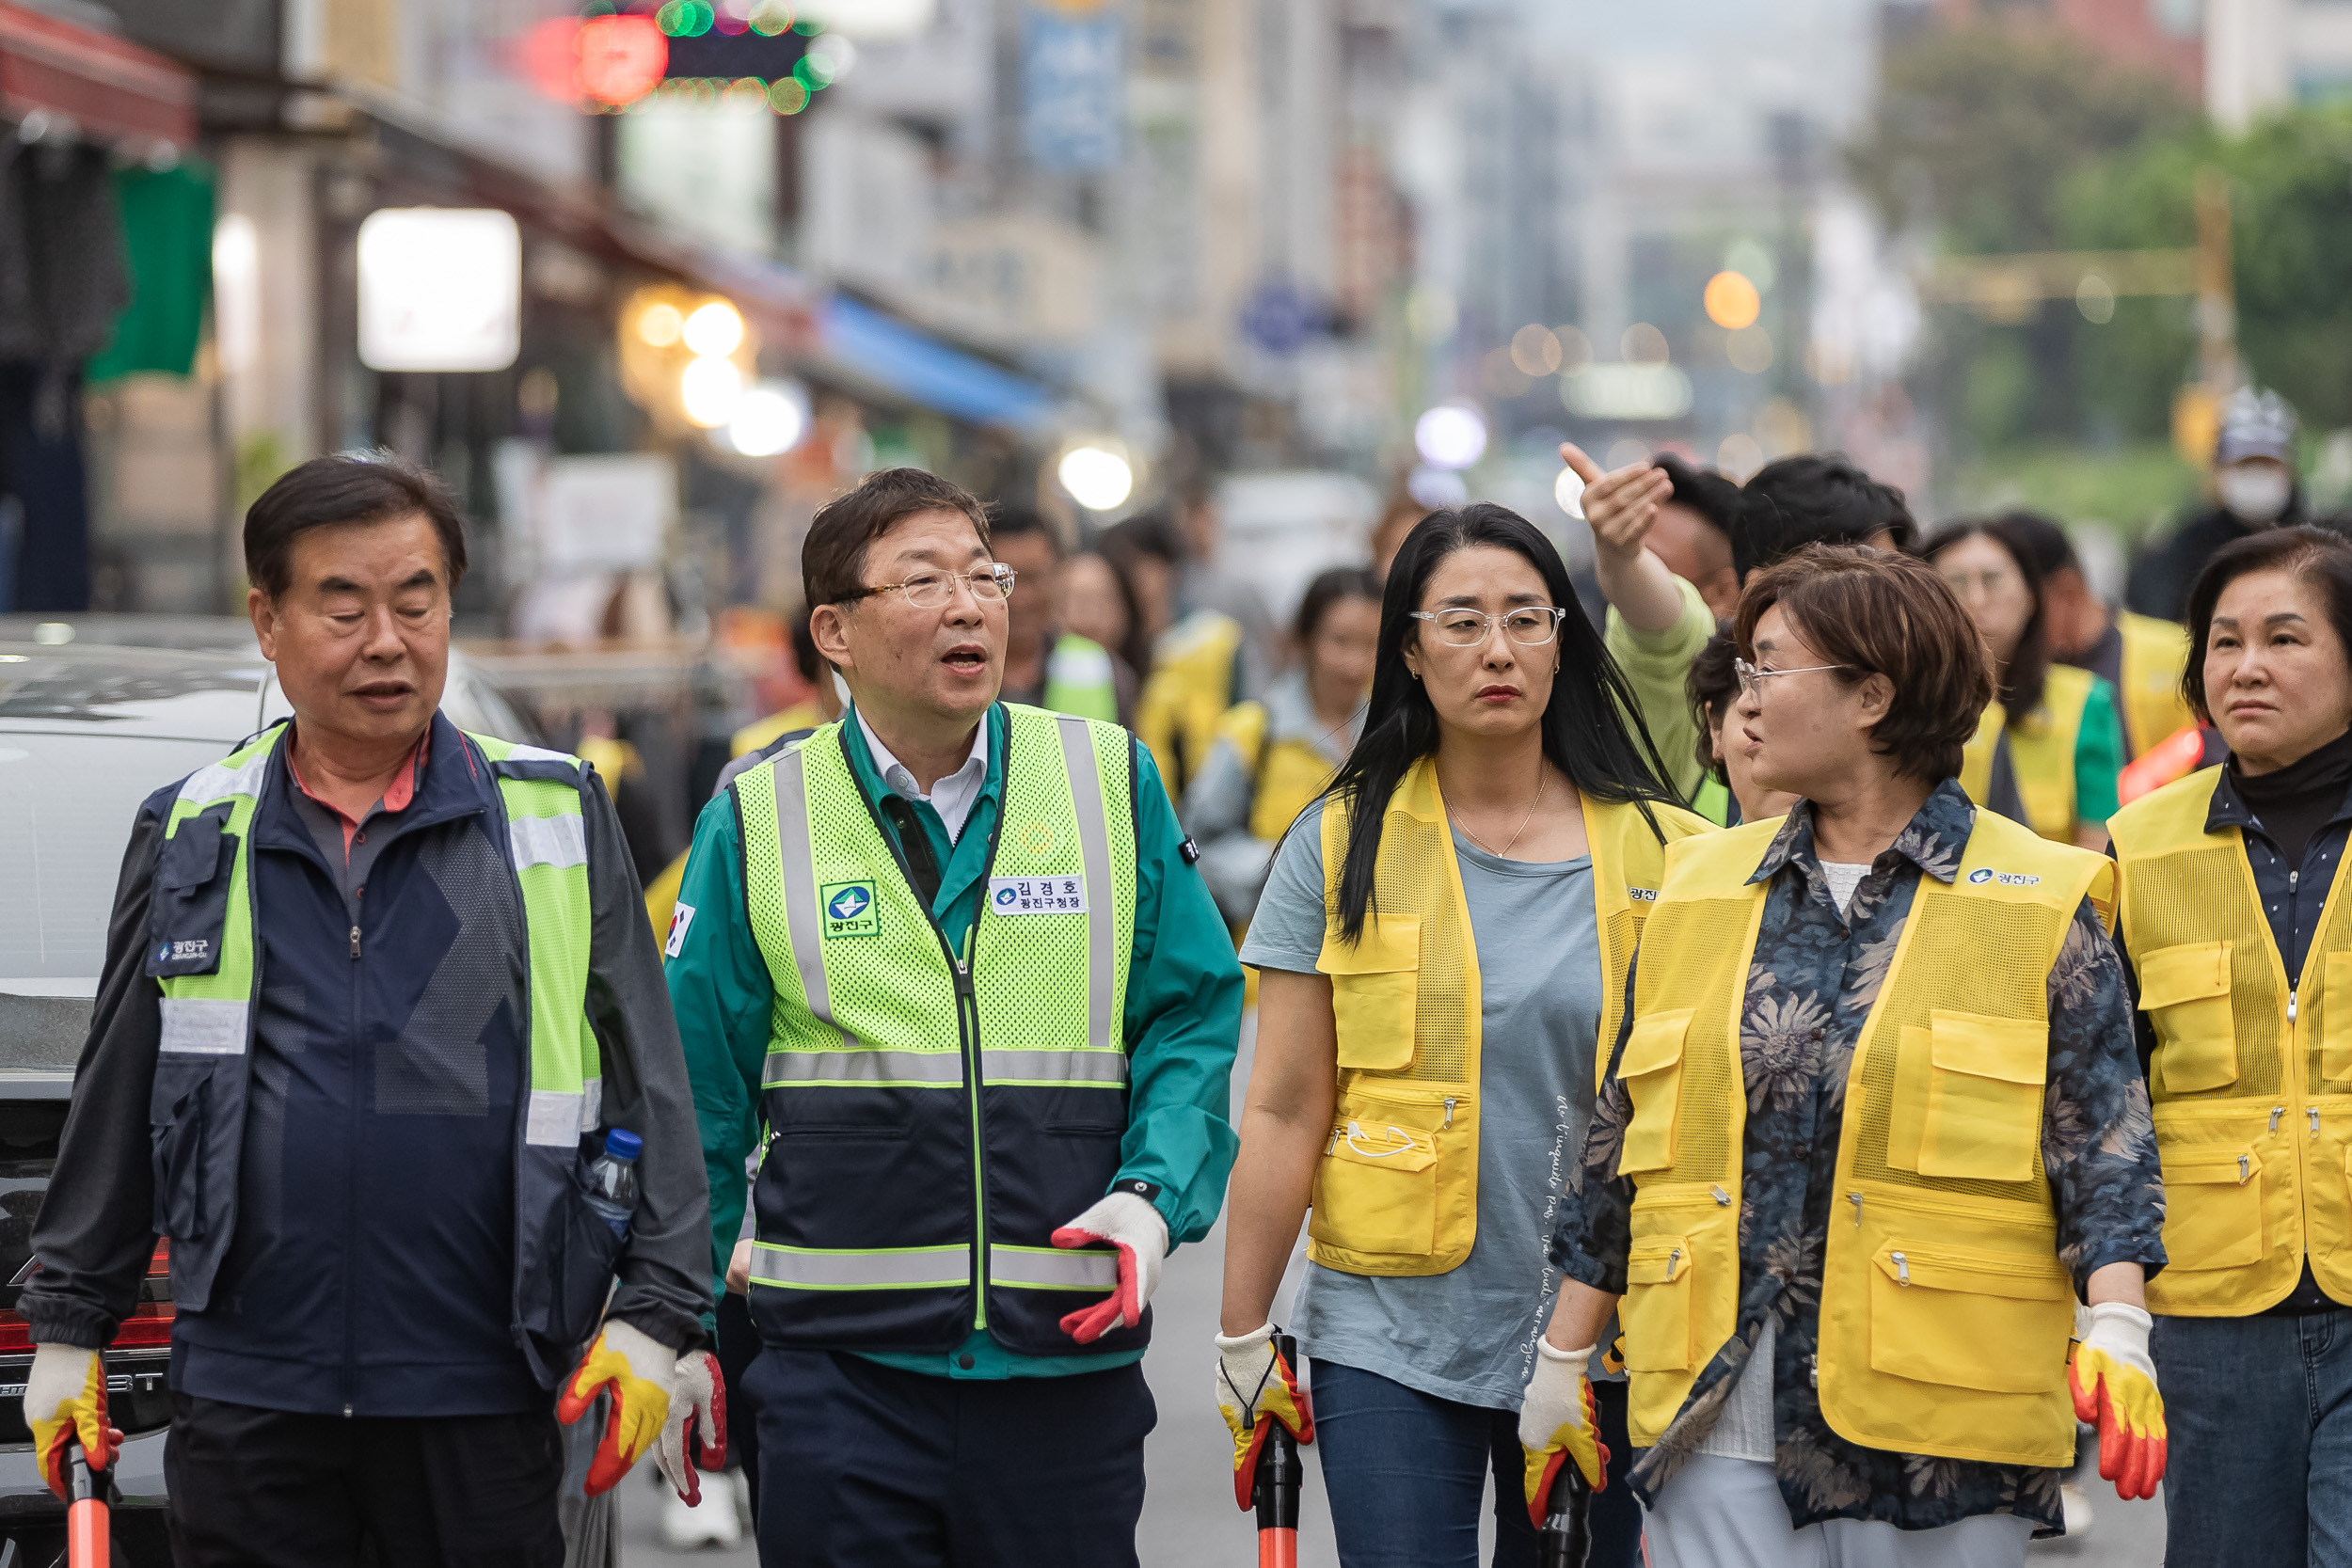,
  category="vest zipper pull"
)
[1849,1192,1864,1227]
[349,925,360,959]
[2272,1105,2286,1133]
[2312,1107,2323,1135]
[1710,1184,1730,1206]
[2240,1153,2252,1183]
[1891,1250,1911,1286]
[1441,1097,1456,1129]
[2290,987,2299,1022]
[1665,1246,1681,1282]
